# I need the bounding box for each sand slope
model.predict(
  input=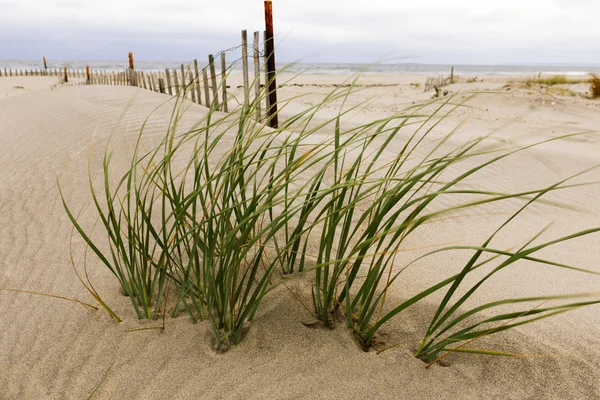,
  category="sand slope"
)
[1,79,600,399]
